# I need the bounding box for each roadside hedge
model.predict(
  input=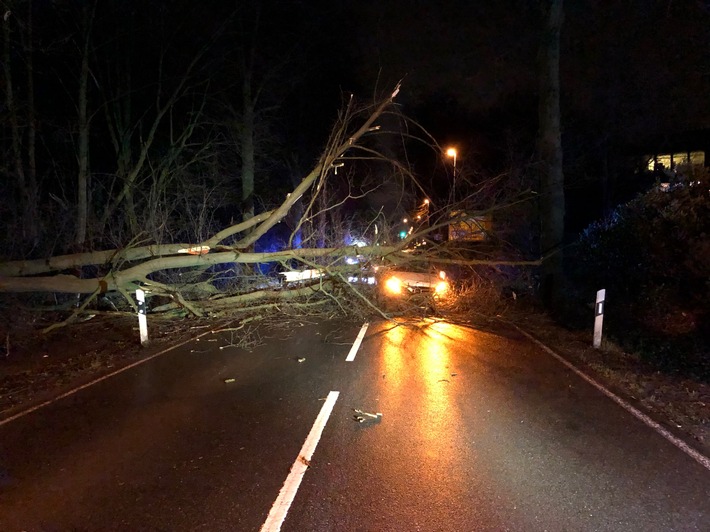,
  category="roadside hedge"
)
[565,171,709,380]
